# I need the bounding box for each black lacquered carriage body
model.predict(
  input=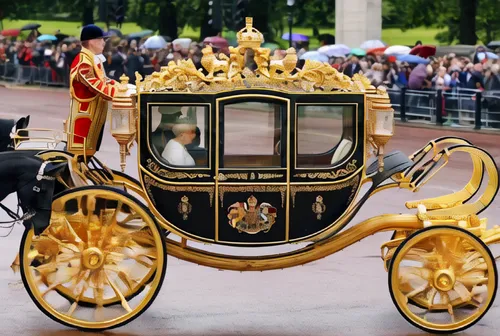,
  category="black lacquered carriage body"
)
[139,90,364,246]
